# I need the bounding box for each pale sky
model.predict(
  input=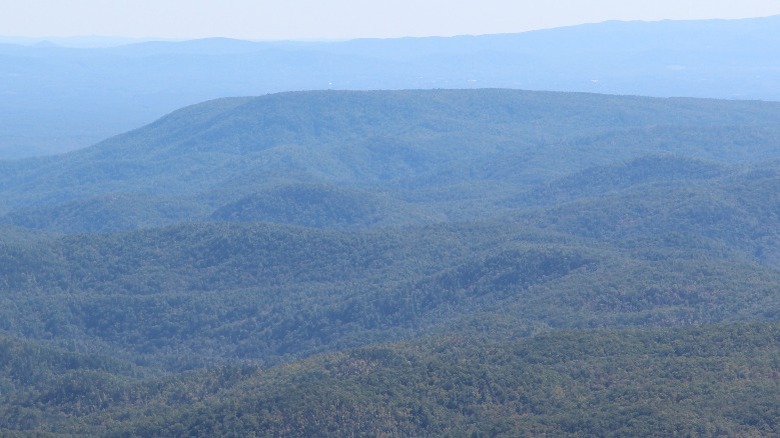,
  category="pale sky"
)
[2,0,780,40]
